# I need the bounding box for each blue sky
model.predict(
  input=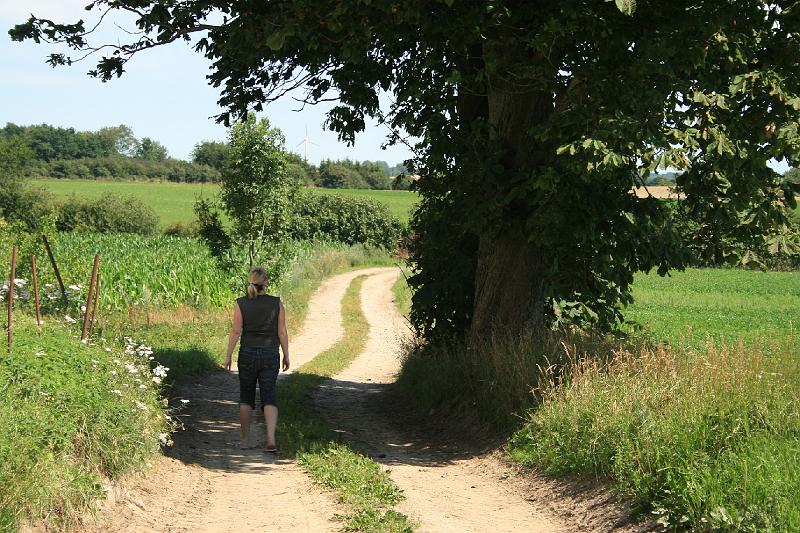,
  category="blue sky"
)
[0,1,414,165]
